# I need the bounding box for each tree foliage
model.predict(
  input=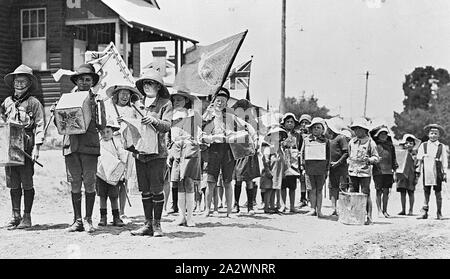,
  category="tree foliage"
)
[285,95,330,119]
[393,66,450,144]
[402,66,450,111]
